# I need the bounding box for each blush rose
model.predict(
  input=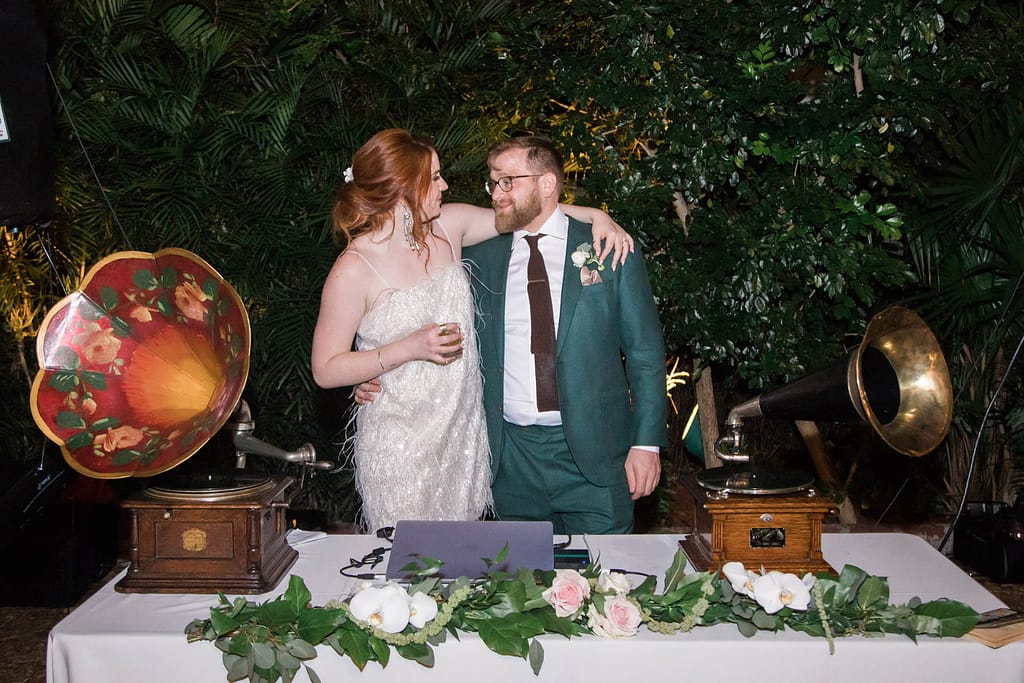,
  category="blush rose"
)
[588,595,642,638]
[542,569,591,617]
